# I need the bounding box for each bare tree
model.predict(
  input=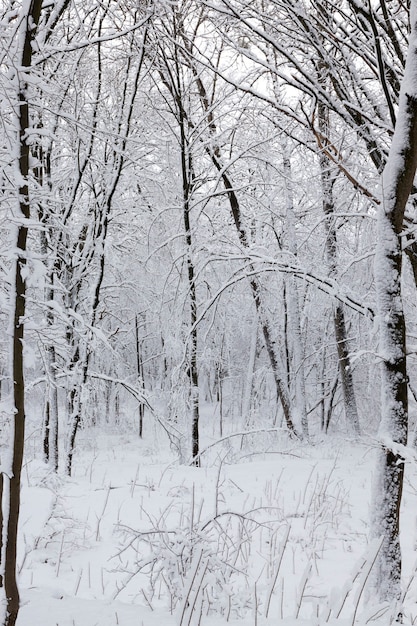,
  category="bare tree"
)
[147,5,203,462]
[65,22,148,475]
[175,12,303,438]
